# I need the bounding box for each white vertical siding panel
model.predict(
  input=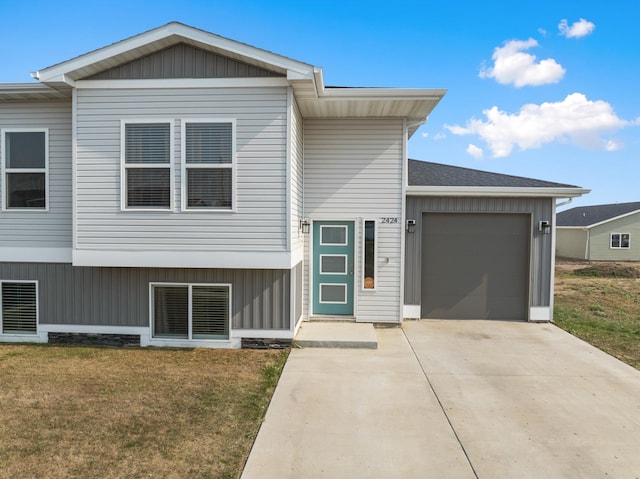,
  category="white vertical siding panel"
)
[303,118,404,322]
[0,100,72,248]
[75,87,288,251]
[290,95,304,254]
